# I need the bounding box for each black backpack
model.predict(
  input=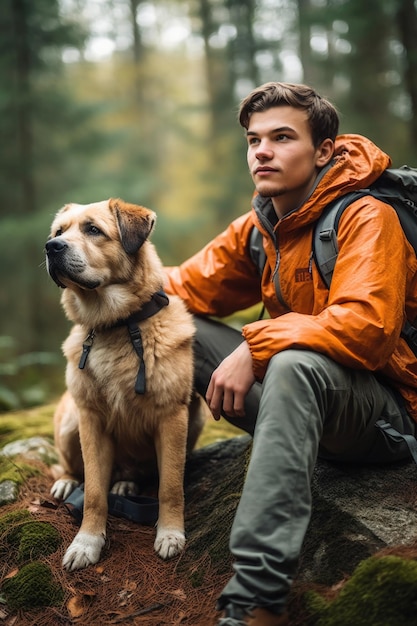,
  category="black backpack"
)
[249,165,417,353]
